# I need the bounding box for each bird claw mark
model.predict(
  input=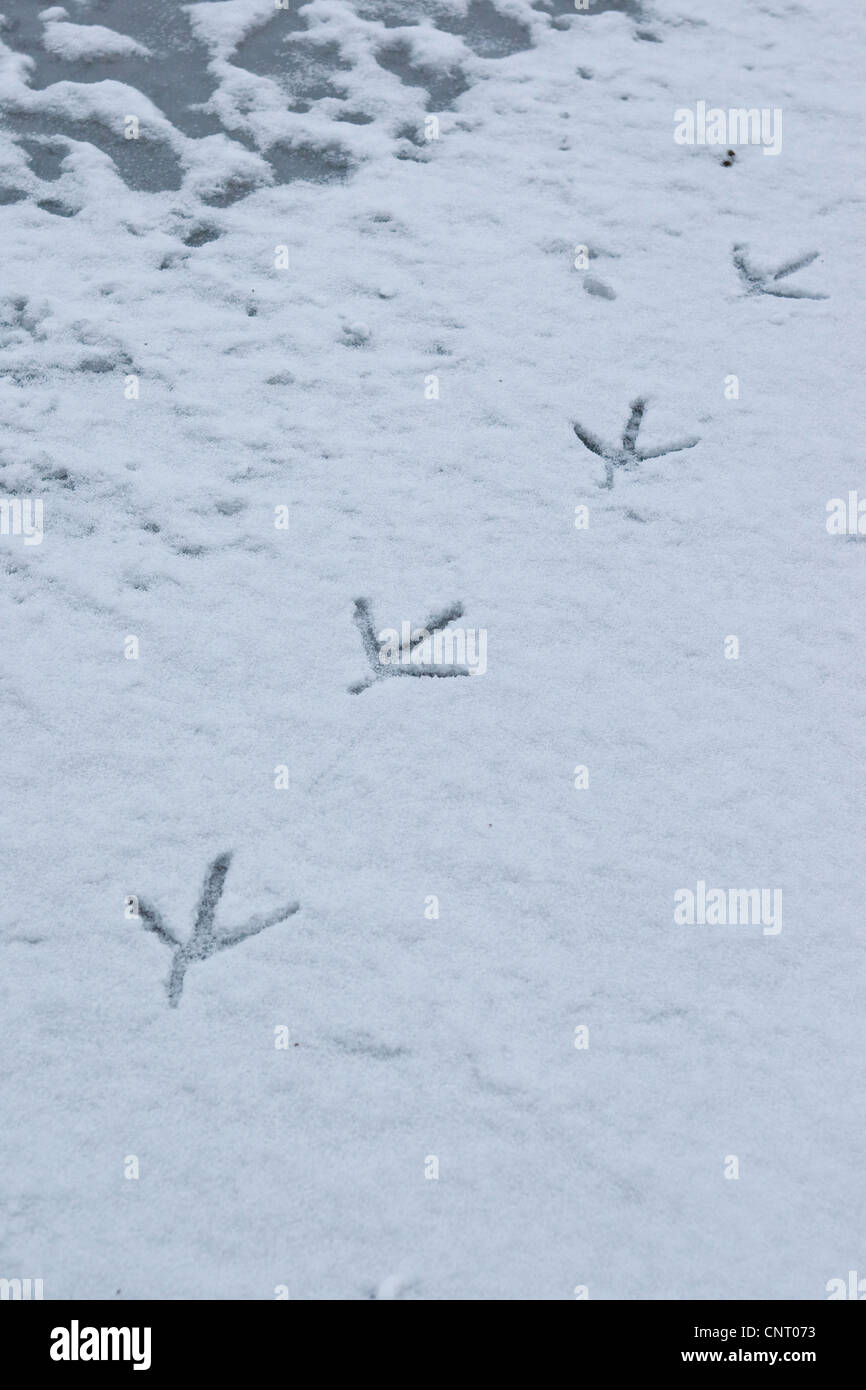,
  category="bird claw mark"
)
[349,597,470,692]
[572,398,699,489]
[732,244,827,299]
[138,851,299,1007]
